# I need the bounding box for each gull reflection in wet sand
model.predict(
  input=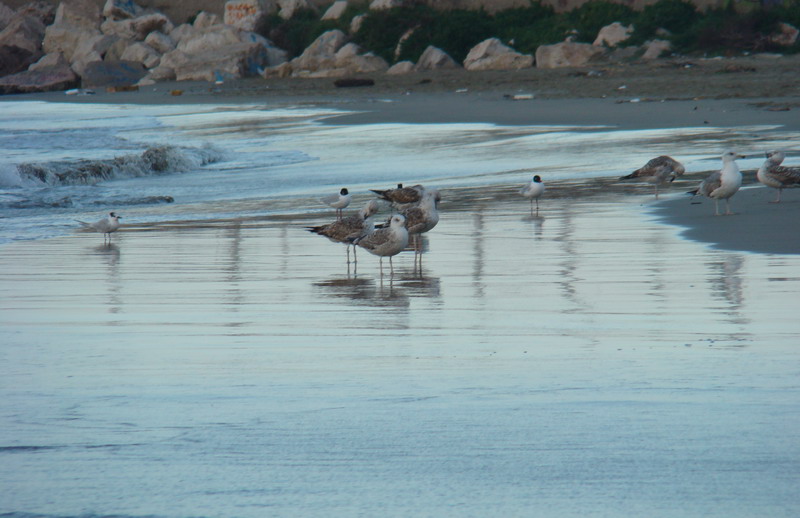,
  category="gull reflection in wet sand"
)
[89,242,122,316]
[314,270,441,306]
[708,253,749,327]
